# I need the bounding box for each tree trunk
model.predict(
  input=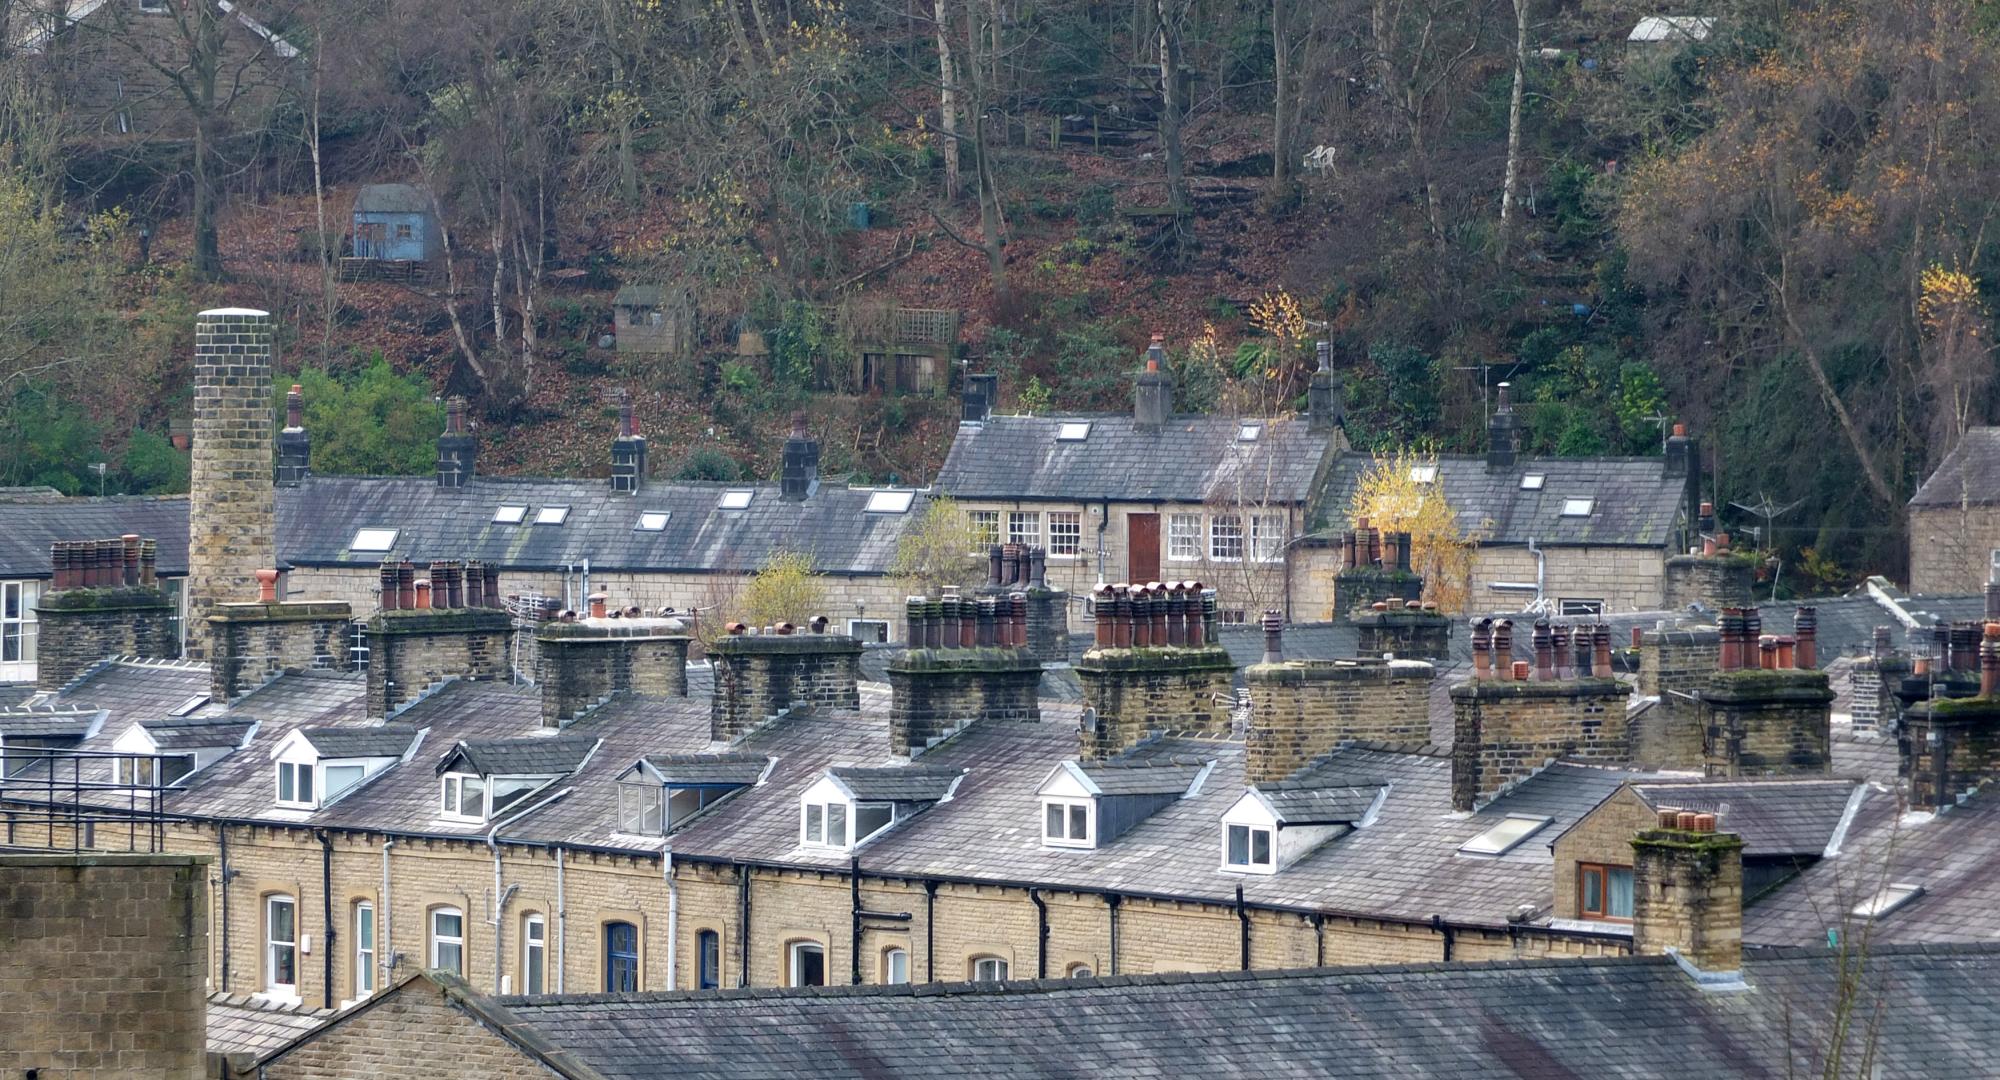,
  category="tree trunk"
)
[1156,0,1186,212]
[1776,257,1897,507]
[746,0,777,64]
[974,111,1008,308]
[428,190,488,382]
[489,218,509,350]
[191,114,221,279]
[1270,0,1291,202]
[934,0,962,200]
[308,47,333,362]
[1496,0,1528,265]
